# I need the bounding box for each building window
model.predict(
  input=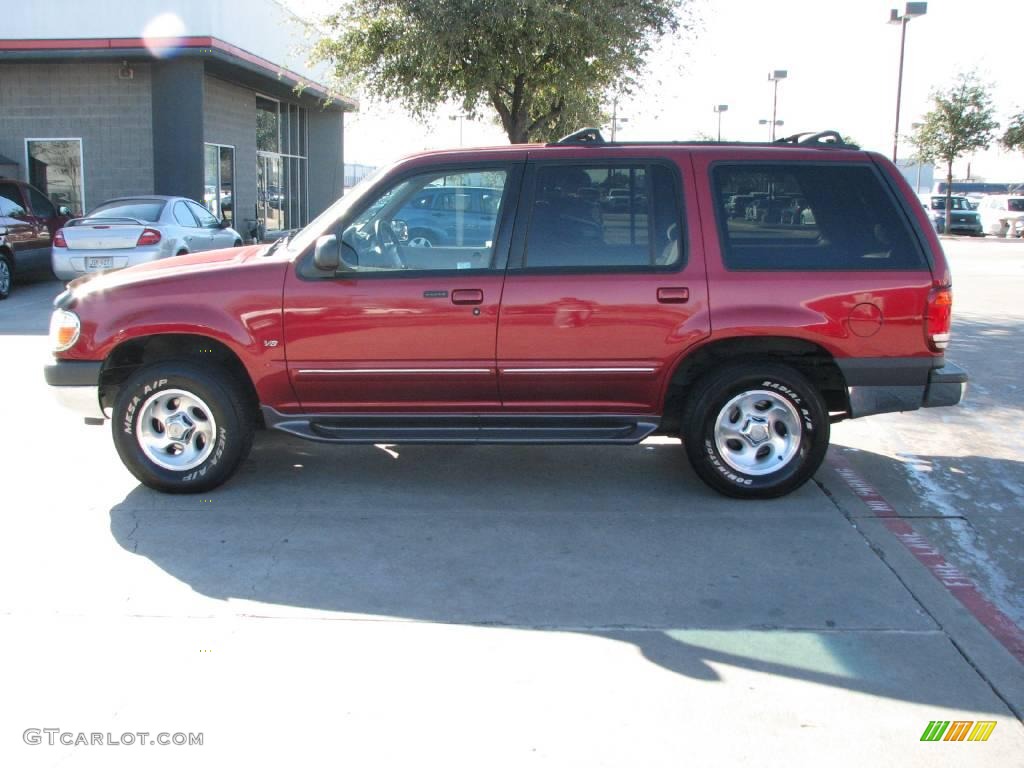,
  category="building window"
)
[256,95,308,234]
[204,143,234,224]
[26,139,84,215]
